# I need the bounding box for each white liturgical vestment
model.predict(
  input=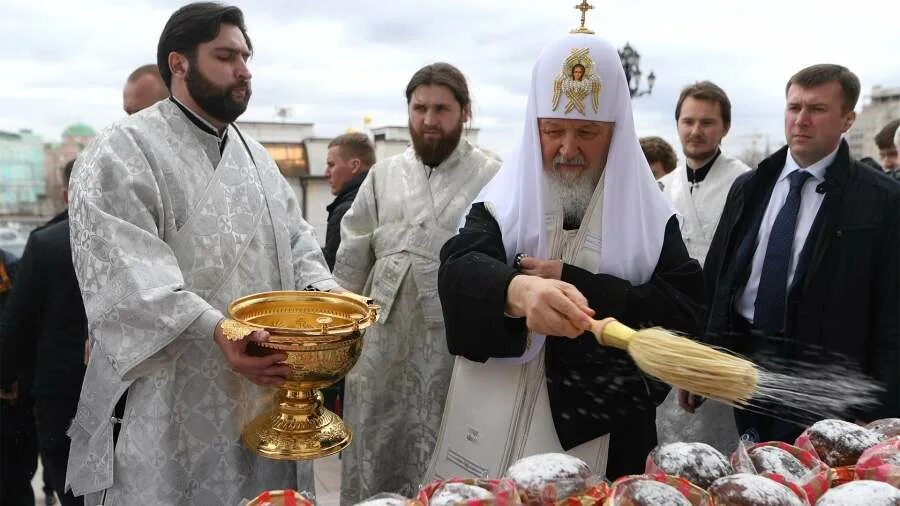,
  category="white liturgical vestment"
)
[660,153,749,265]
[67,99,336,505]
[334,140,499,502]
